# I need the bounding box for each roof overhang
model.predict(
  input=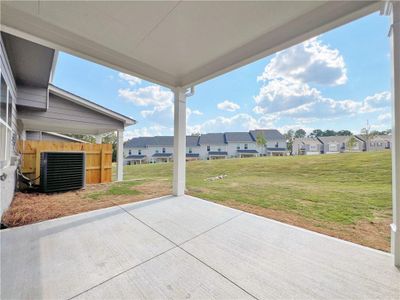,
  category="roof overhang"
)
[1,1,380,89]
